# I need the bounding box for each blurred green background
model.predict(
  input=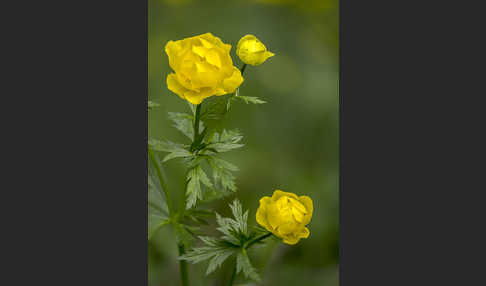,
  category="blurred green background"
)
[148,0,338,285]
